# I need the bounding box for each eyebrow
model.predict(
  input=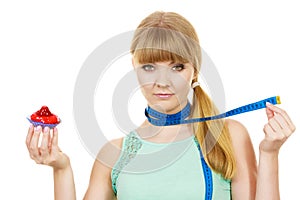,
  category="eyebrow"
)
[152,61,177,66]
